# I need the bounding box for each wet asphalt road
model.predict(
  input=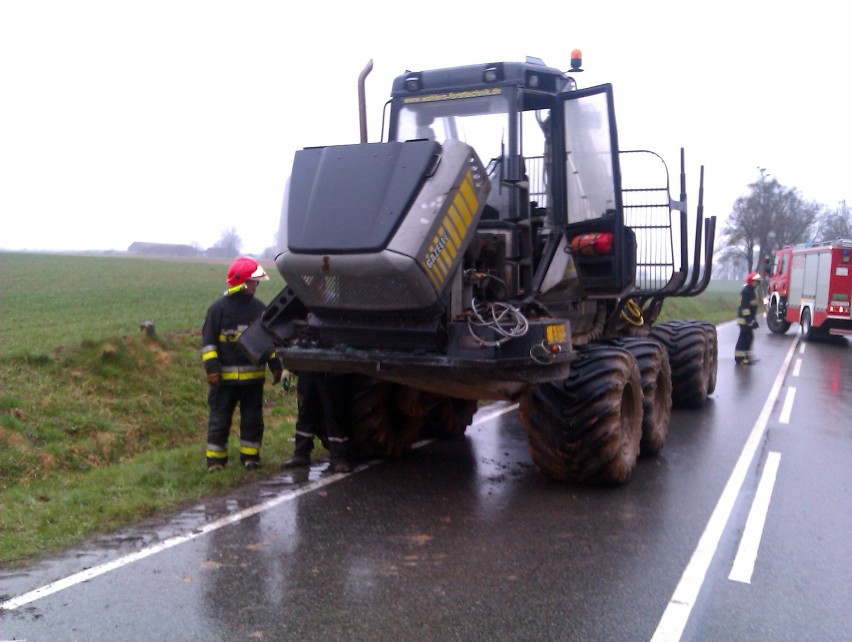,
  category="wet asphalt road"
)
[2,322,851,641]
